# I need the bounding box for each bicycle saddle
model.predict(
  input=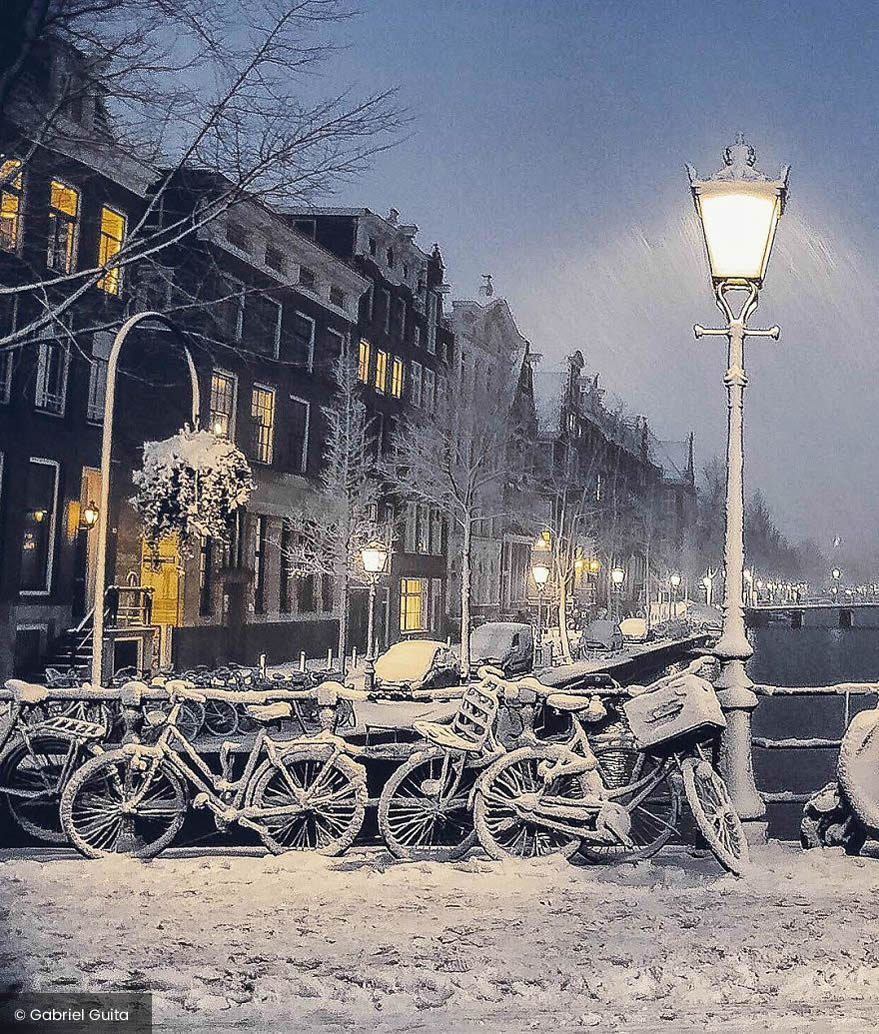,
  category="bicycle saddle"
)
[546,693,607,719]
[244,702,293,723]
[6,680,48,704]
